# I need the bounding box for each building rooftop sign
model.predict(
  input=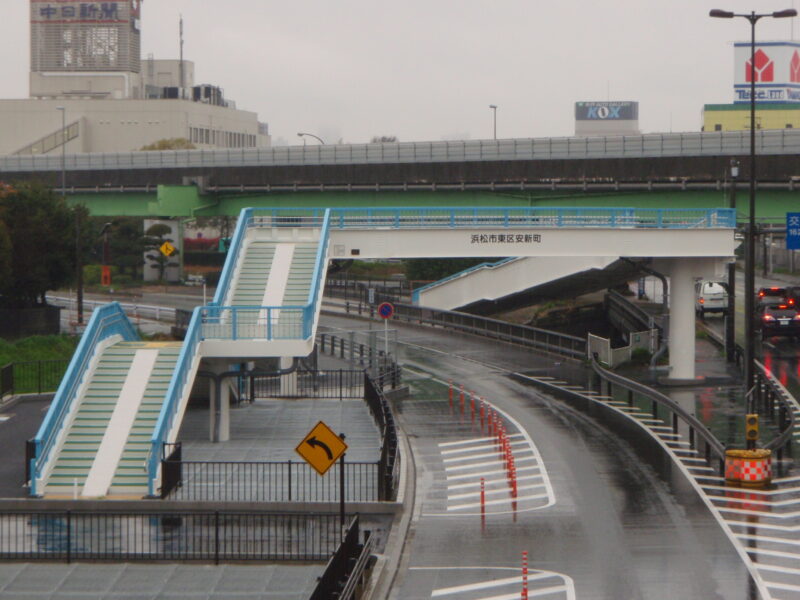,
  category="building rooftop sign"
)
[734,41,800,103]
